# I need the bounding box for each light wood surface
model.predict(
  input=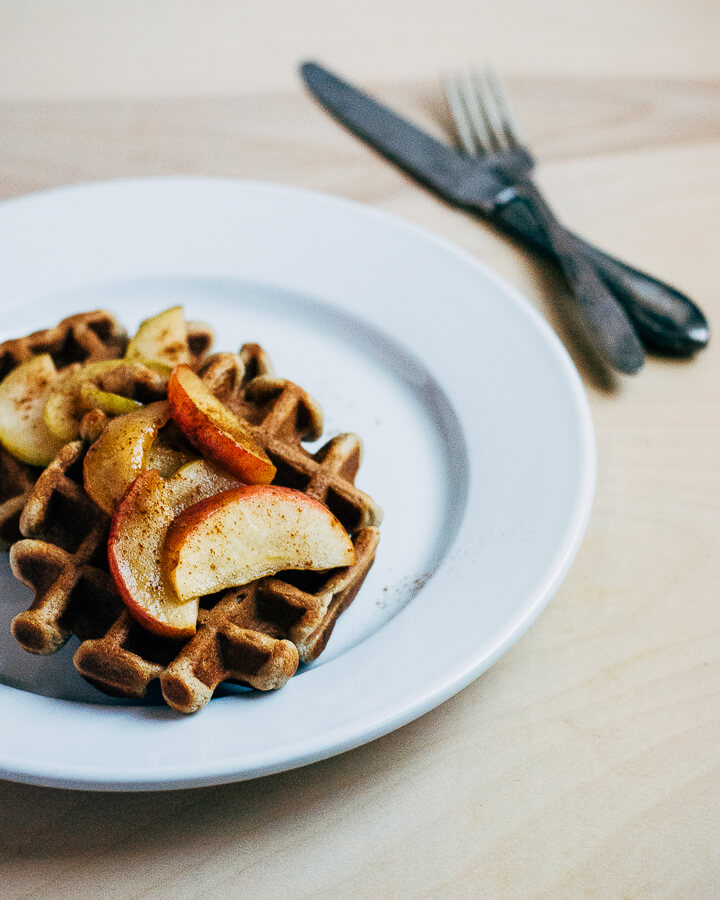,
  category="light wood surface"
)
[1,3,719,897]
